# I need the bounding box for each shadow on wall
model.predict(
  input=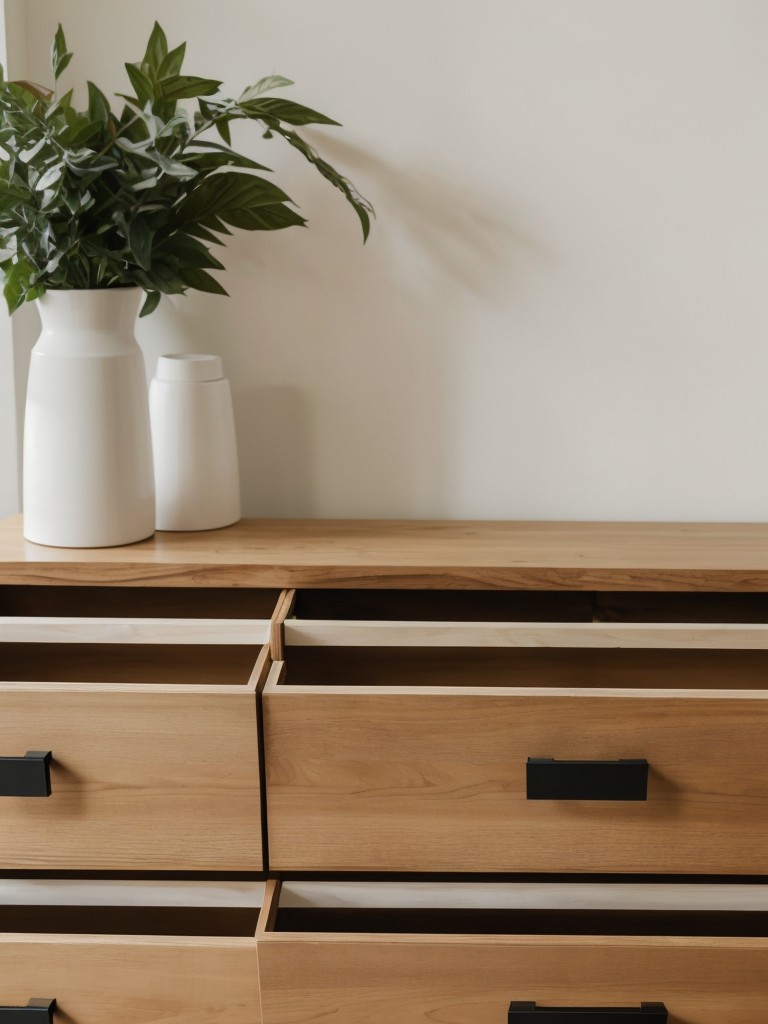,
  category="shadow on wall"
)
[8,141,542,520]
[317,131,548,284]
[159,141,539,517]
[233,386,315,517]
